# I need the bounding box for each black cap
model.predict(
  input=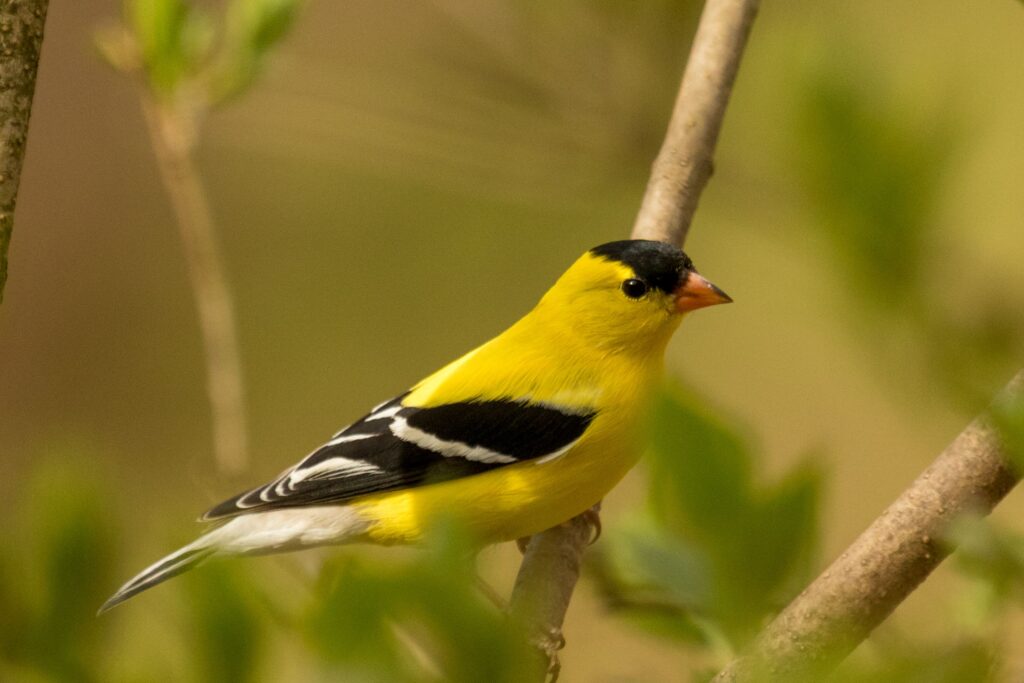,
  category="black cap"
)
[589,240,694,294]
